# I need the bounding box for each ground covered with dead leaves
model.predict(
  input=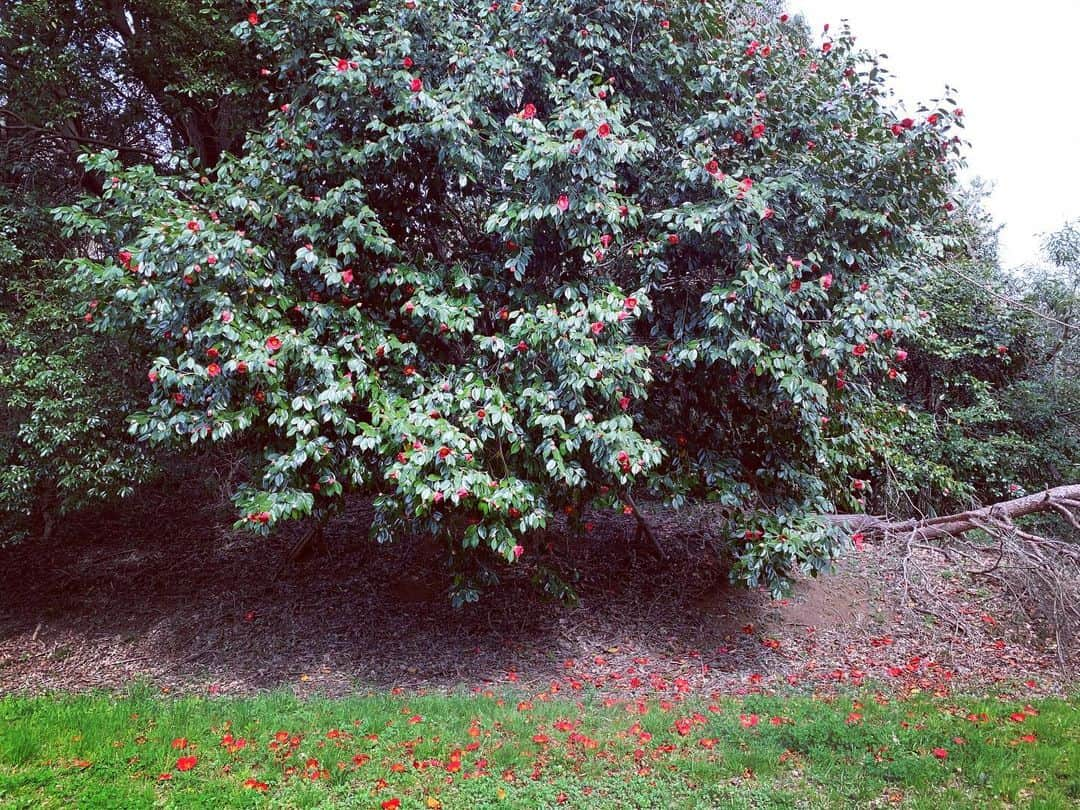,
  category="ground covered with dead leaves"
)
[0,493,1070,701]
